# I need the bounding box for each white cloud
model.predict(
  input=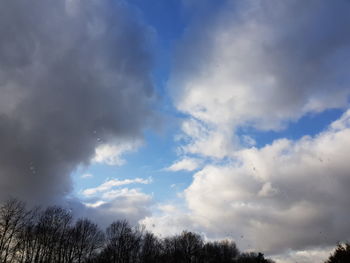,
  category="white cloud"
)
[166,157,202,172]
[101,188,151,201]
[92,140,142,166]
[178,119,236,158]
[84,200,105,208]
[82,177,152,196]
[140,203,196,238]
[81,173,93,179]
[145,110,350,257]
[83,188,153,227]
[182,111,350,253]
[272,246,333,263]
